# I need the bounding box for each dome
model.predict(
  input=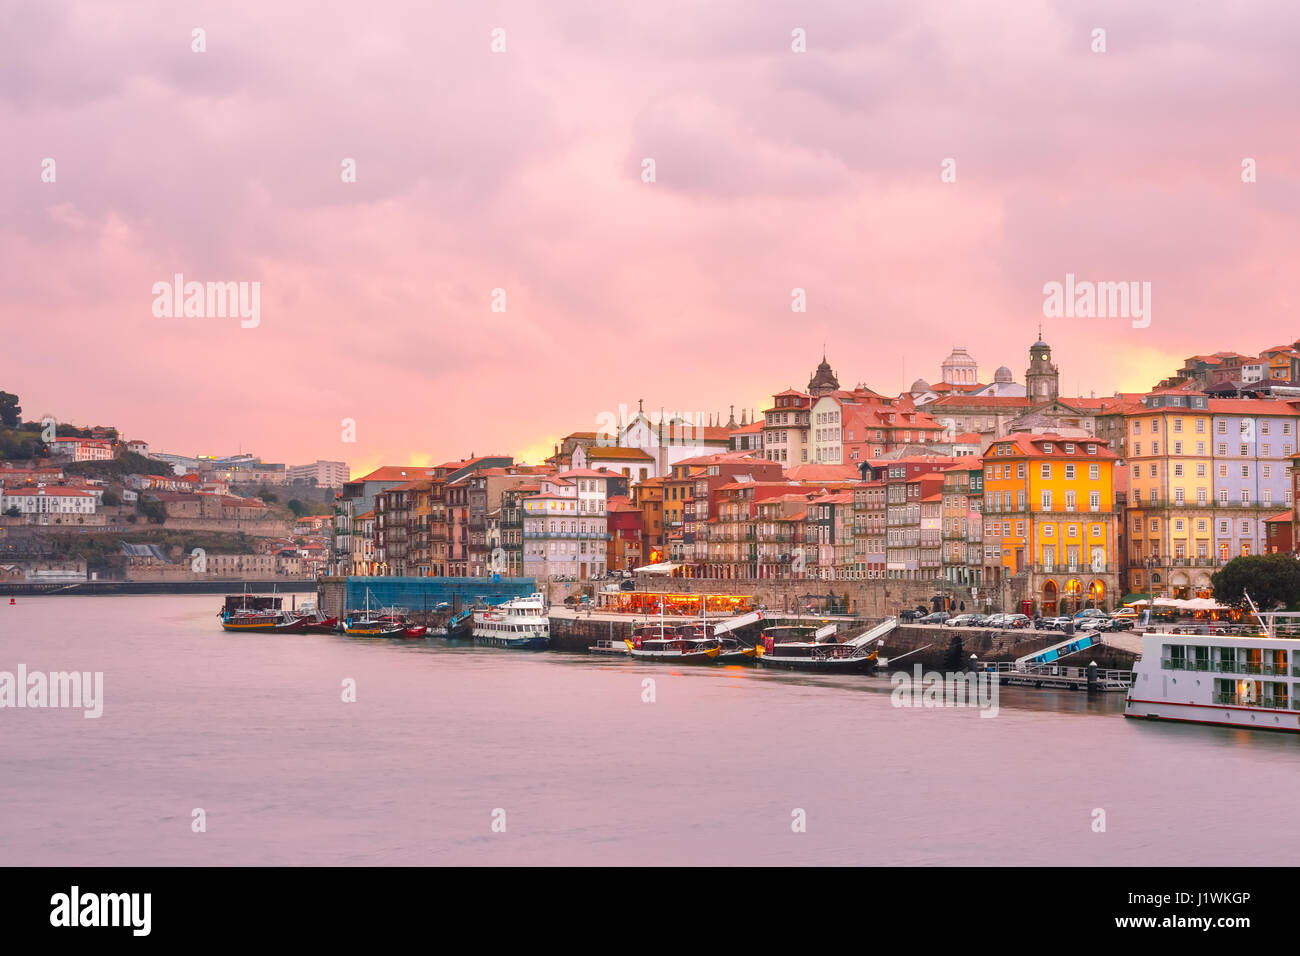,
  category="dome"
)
[910,378,932,394]
[994,365,1013,383]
